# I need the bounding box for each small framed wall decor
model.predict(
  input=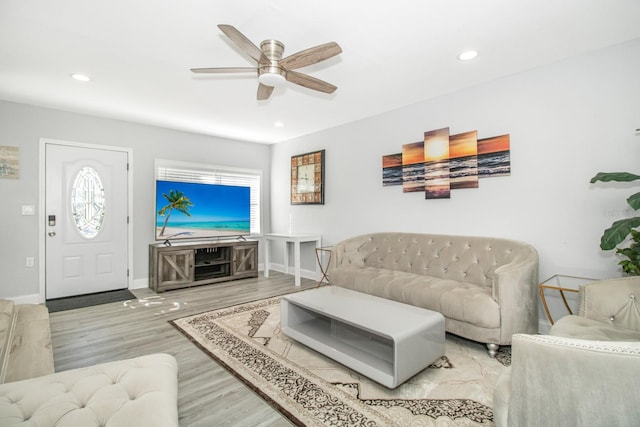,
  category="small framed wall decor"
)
[291,149,325,205]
